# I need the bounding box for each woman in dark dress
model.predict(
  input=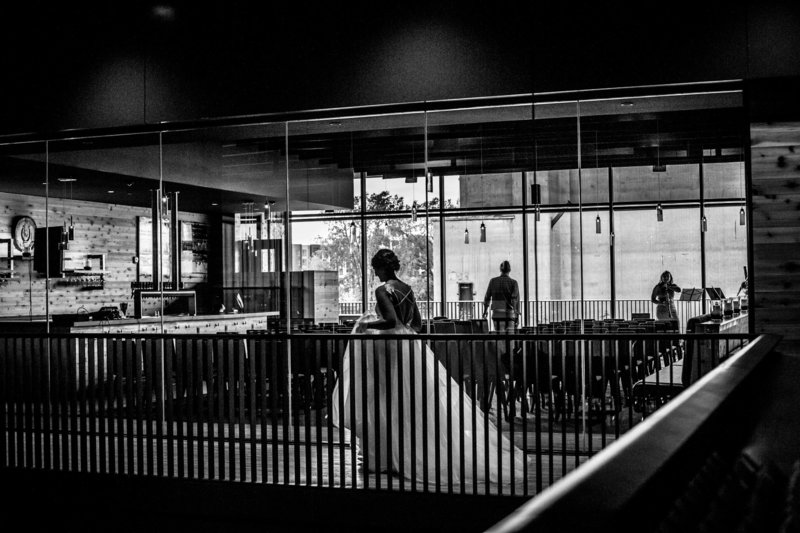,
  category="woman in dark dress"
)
[651,270,682,319]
